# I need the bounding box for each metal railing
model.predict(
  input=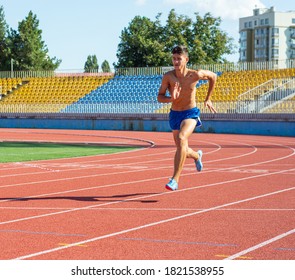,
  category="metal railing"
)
[1,59,295,78]
[0,100,294,115]
[236,78,295,113]
[116,59,295,76]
